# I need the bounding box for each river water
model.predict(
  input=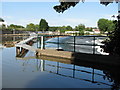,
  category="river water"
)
[1,36,120,89]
